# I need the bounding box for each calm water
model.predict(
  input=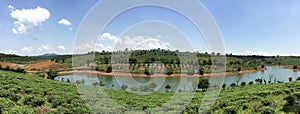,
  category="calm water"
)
[55,66,299,92]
